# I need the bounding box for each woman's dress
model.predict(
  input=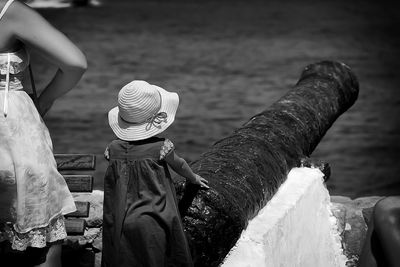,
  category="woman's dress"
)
[0,46,76,250]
